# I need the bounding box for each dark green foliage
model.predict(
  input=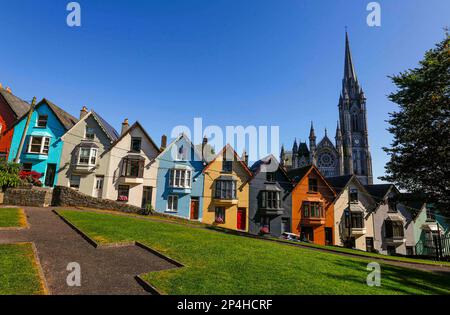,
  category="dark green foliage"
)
[382,32,450,217]
[0,161,22,191]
